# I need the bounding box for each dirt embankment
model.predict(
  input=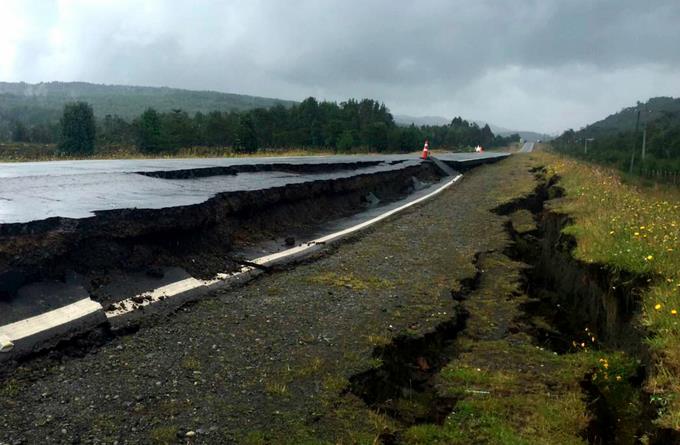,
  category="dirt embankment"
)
[0,163,441,301]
